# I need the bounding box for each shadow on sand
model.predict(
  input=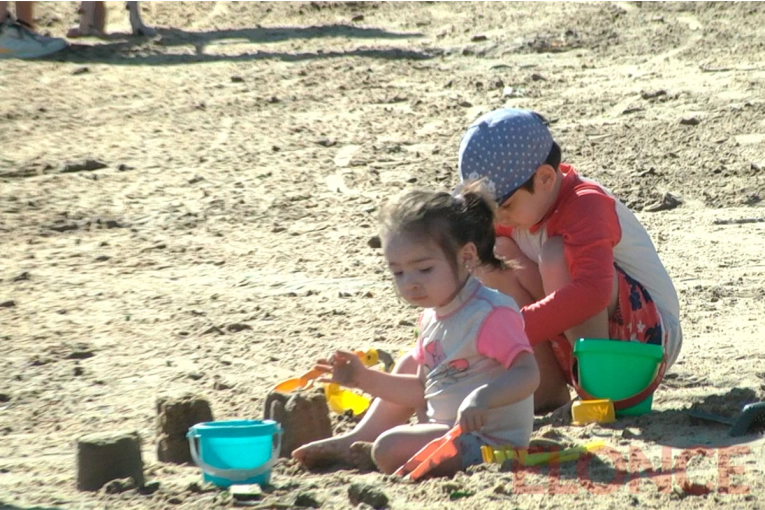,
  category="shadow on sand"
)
[42,24,434,65]
[0,505,65,510]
